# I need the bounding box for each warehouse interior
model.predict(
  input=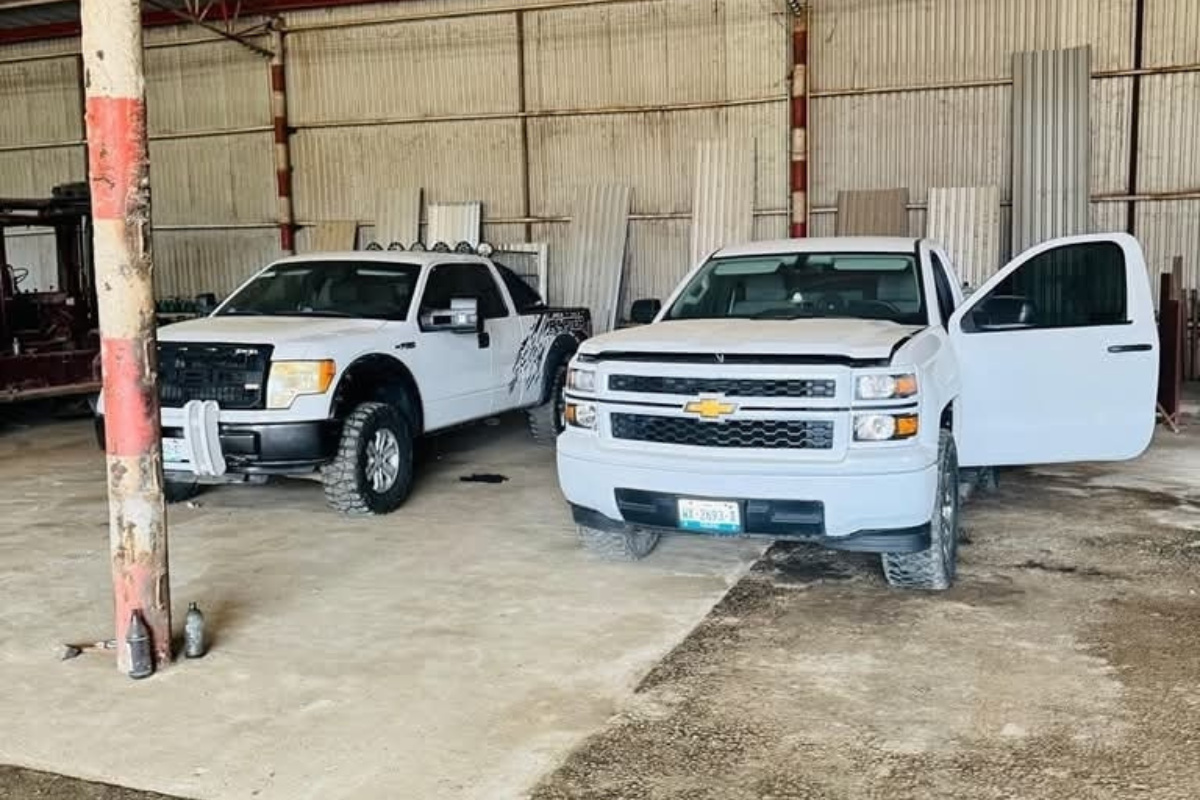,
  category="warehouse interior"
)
[1,1,1199,799]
